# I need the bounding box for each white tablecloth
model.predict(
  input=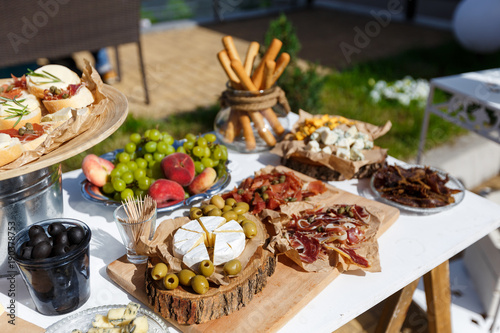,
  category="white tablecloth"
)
[2,117,500,332]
